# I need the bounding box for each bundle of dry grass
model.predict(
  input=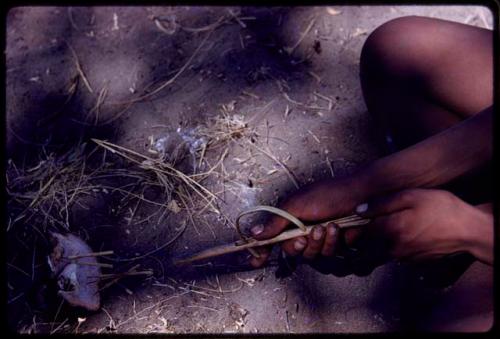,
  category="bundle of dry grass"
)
[92,138,219,212]
[6,142,106,235]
